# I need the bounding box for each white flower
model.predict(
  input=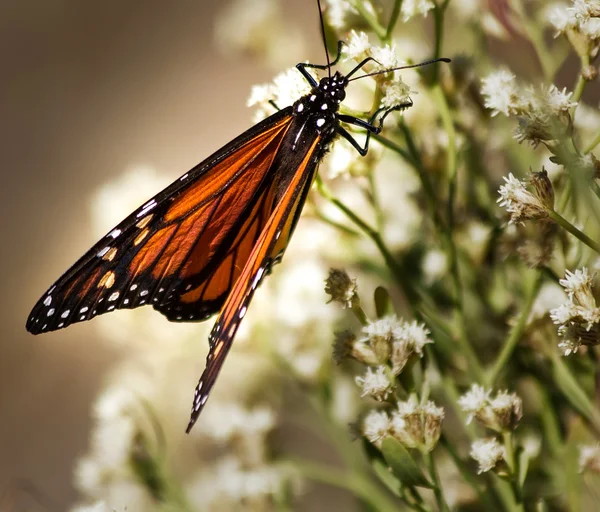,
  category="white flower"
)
[324,0,359,29]
[579,443,600,473]
[458,385,491,424]
[355,366,393,400]
[401,0,436,22]
[380,79,413,109]
[390,396,444,451]
[470,438,505,473]
[559,268,596,309]
[198,403,276,443]
[481,69,521,117]
[544,84,577,113]
[422,249,448,283]
[370,43,401,71]
[459,385,523,432]
[360,315,403,344]
[362,409,390,446]
[395,320,432,354]
[497,173,549,224]
[248,67,313,121]
[344,30,371,61]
